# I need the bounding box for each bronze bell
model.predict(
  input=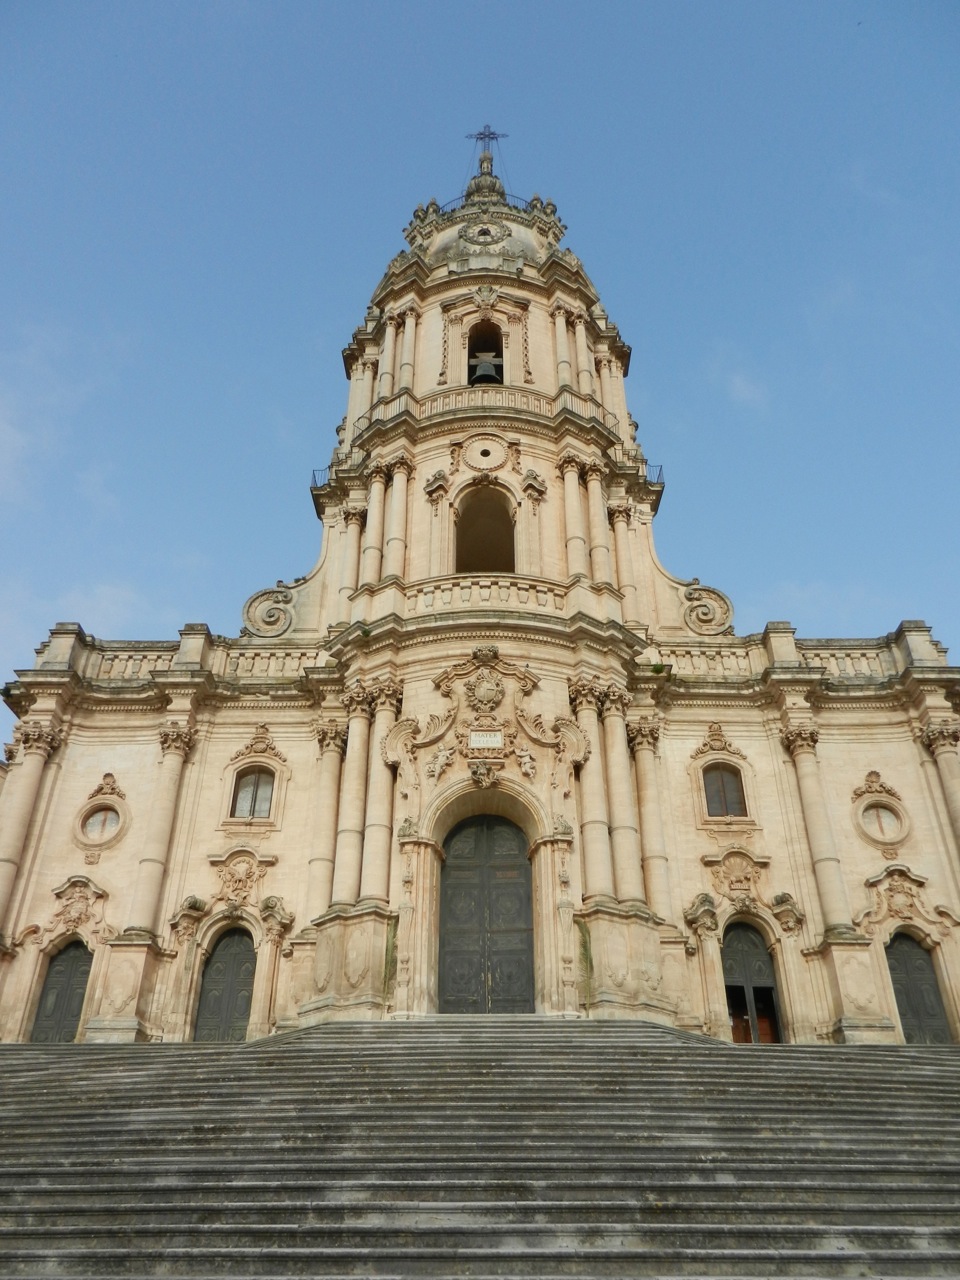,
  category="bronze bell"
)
[469,353,502,385]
